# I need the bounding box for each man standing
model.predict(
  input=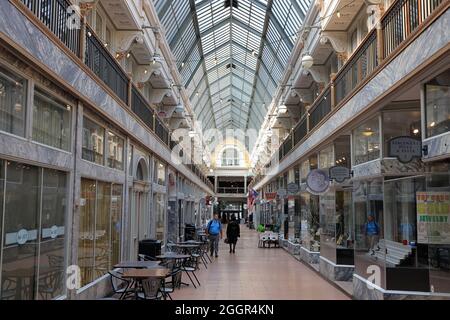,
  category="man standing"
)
[365,213,380,255]
[206,213,223,258]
